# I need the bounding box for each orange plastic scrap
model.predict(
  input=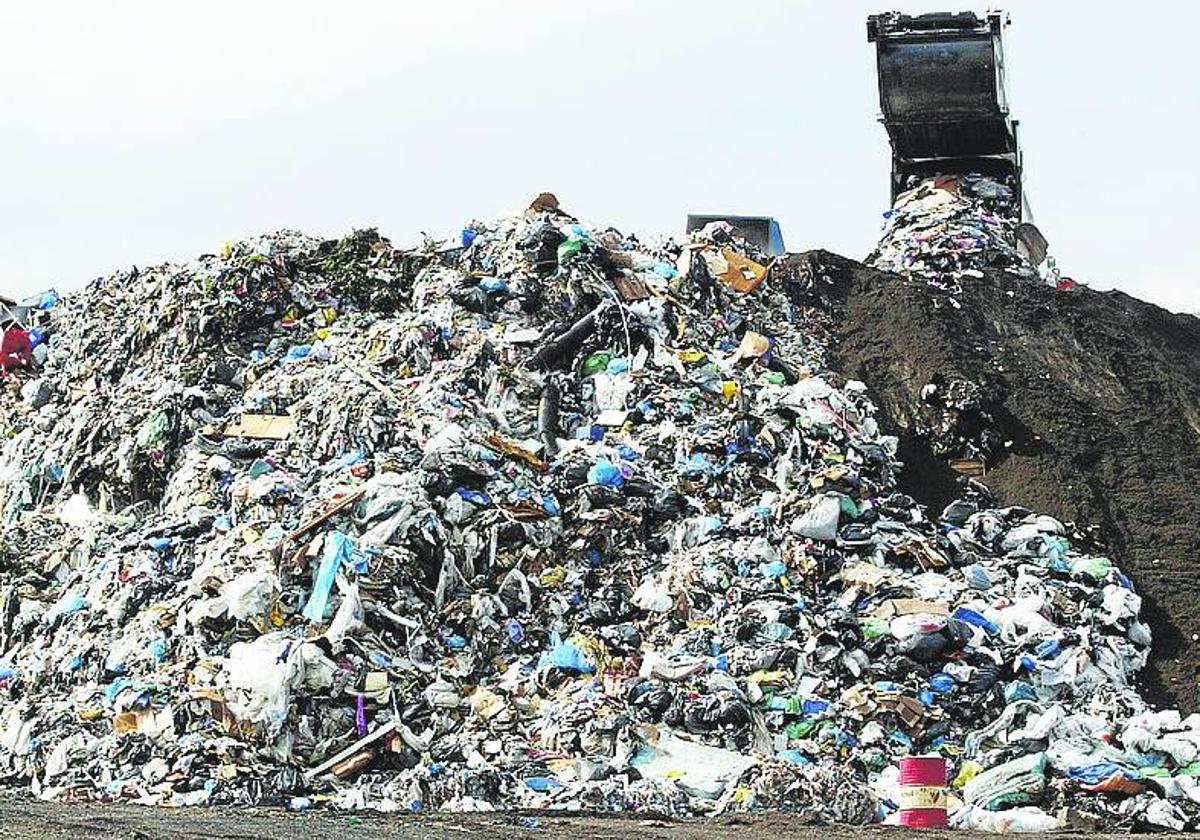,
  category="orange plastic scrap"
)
[485,433,549,472]
[717,248,768,293]
[221,413,296,440]
[1081,772,1144,796]
[931,174,962,195]
[840,684,877,717]
[112,706,175,736]
[841,562,889,594]
[893,536,950,570]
